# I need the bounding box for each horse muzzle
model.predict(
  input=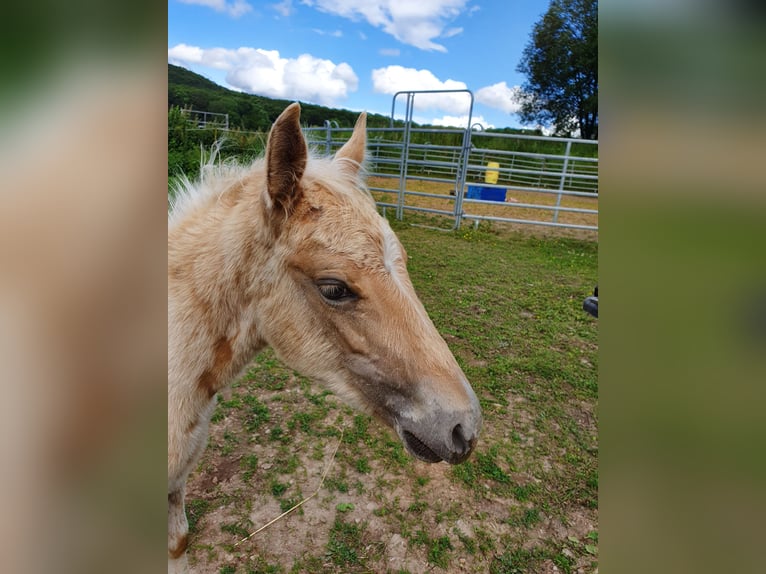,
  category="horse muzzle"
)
[394,385,482,465]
